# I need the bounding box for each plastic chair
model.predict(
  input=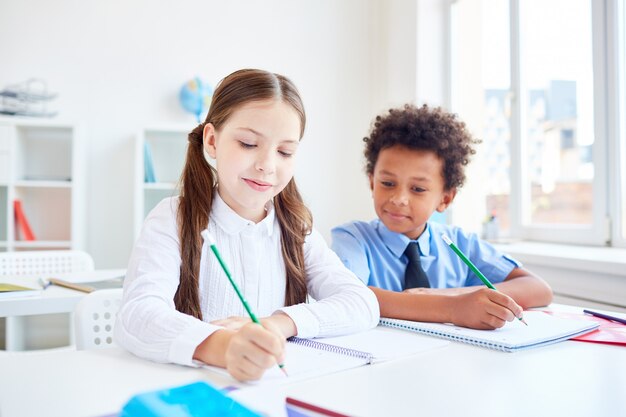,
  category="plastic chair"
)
[0,250,94,276]
[74,288,122,350]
